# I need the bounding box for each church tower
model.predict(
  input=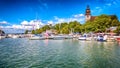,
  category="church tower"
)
[85,5,91,21]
